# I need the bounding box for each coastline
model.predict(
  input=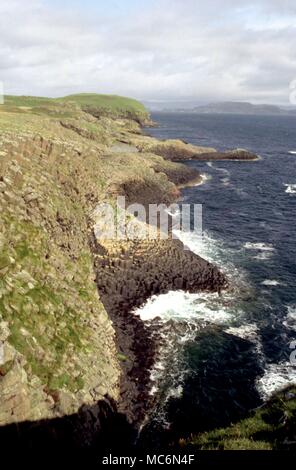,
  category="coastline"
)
[93,119,260,428]
[1,96,226,443]
[178,172,209,189]
[94,227,227,426]
[92,133,227,425]
[0,97,263,453]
